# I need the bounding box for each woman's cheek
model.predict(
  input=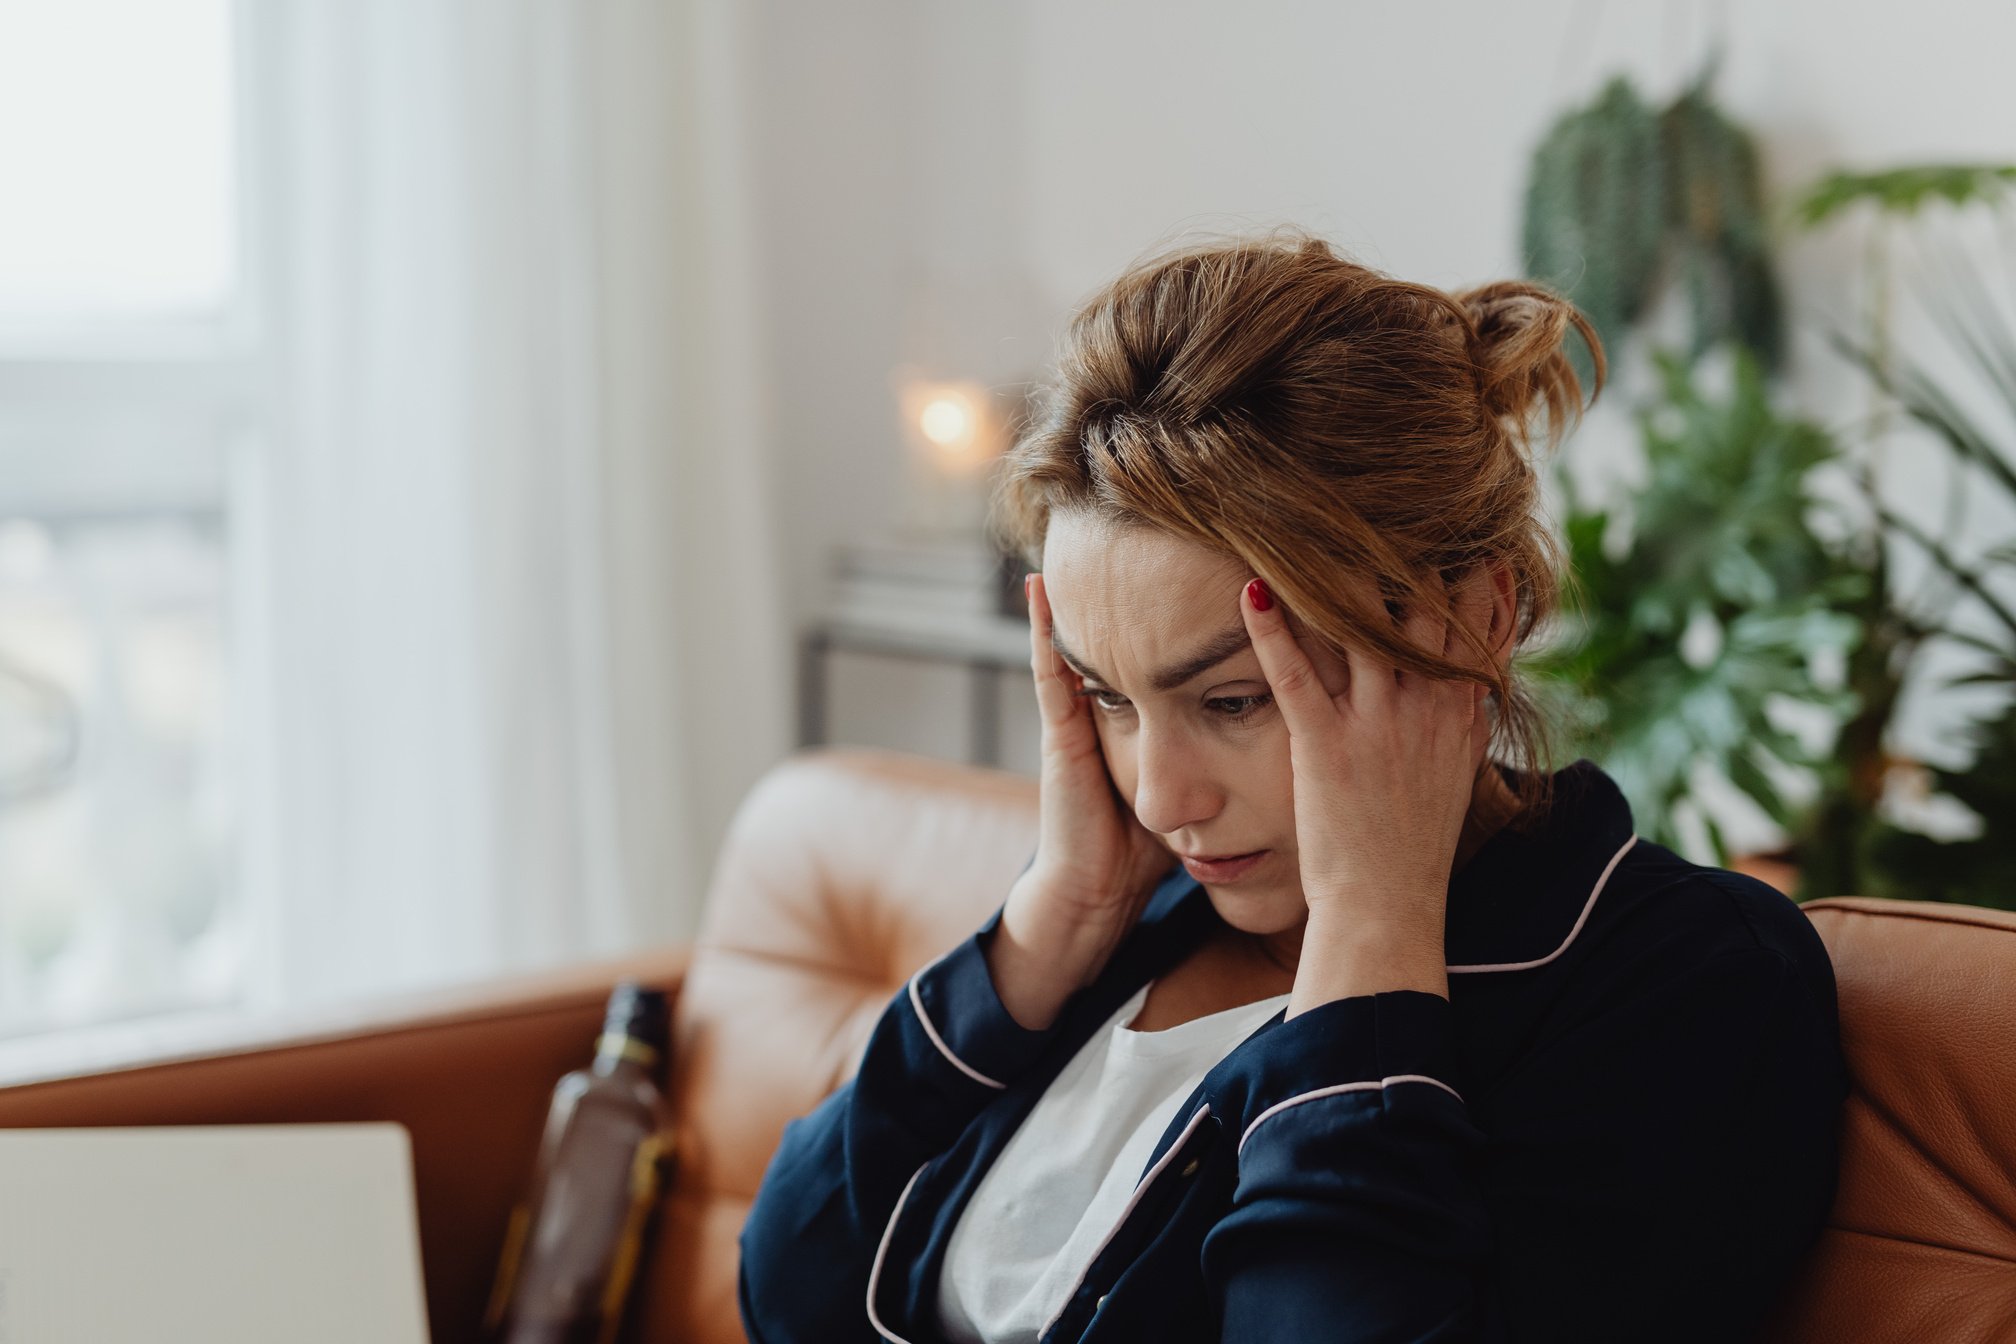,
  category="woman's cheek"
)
[1093,717,1138,797]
